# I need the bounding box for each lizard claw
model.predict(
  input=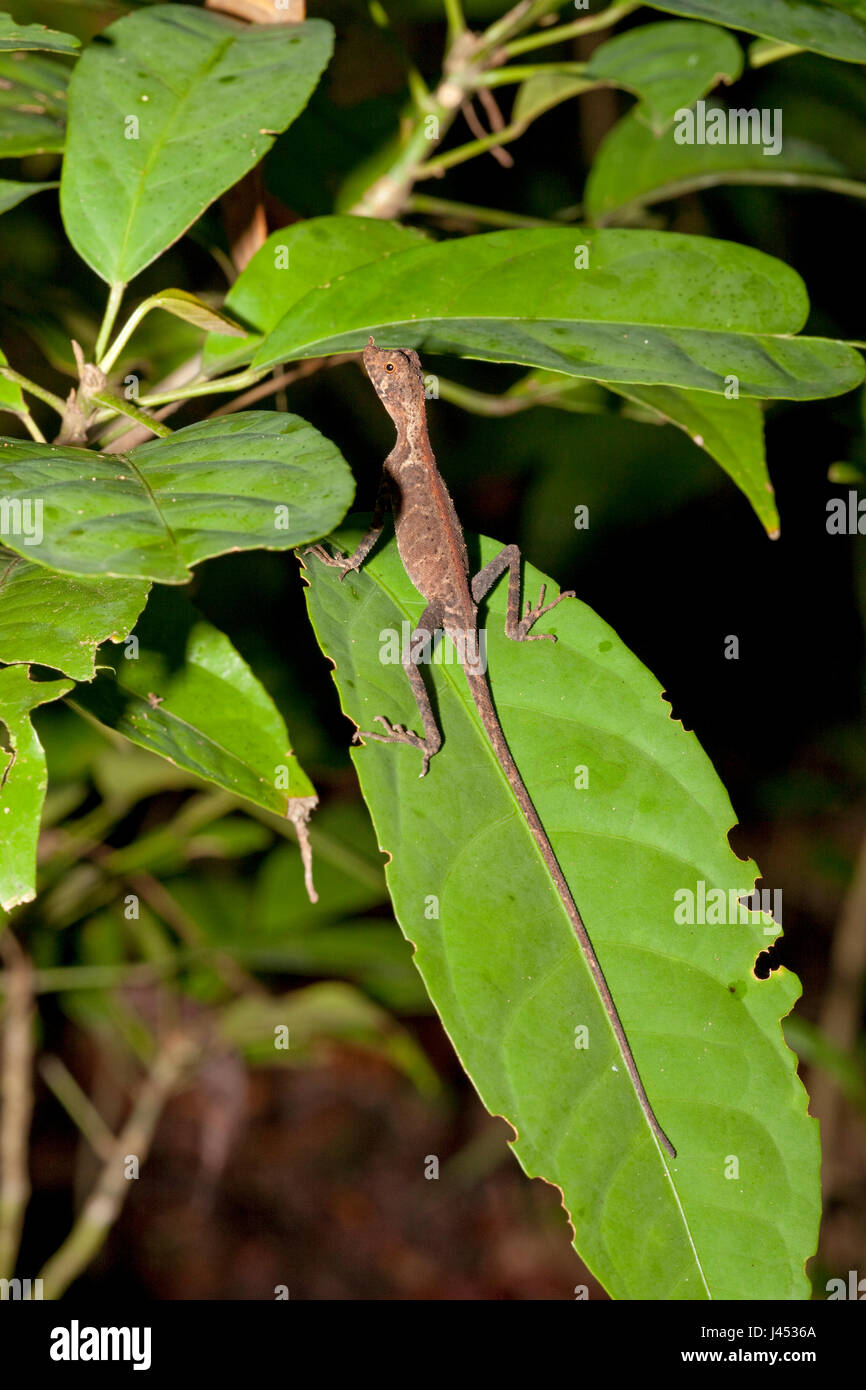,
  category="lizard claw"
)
[354,717,432,775]
[518,585,576,640]
[304,544,359,579]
